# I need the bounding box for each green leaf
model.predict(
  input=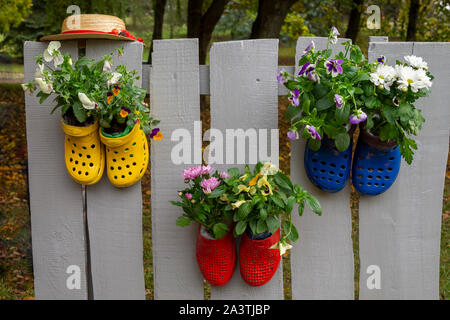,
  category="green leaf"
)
[227,168,240,178]
[176,216,191,227]
[170,201,183,207]
[283,220,299,242]
[72,101,87,123]
[298,200,305,216]
[266,215,280,234]
[238,201,253,220]
[207,186,226,198]
[249,220,258,235]
[286,196,297,214]
[213,223,229,239]
[271,195,285,208]
[305,194,322,215]
[256,219,267,234]
[353,73,370,82]
[308,138,321,151]
[316,96,333,111]
[235,221,247,235]
[335,132,350,152]
[285,104,301,120]
[259,208,267,220]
